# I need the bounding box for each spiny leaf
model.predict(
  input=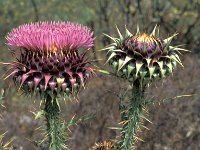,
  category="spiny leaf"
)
[103,33,119,43]
[133,135,144,142]
[141,115,152,124]
[34,110,45,120]
[0,89,5,107]
[169,46,190,52]
[111,49,126,53]
[104,52,117,65]
[63,114,95,130]
[56,98,61,111]
[150,24,158,36]
[106,49,125,55]
[141,125,150,130]
[170,55,184,67]
[163,33,178,45]
[97,69,110,75]
[174,53,182,62]
[125,25,133,38]
[98,45,116,51]
[108,127,122,130]
[3,70,18,80]
[116,25,123,41]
